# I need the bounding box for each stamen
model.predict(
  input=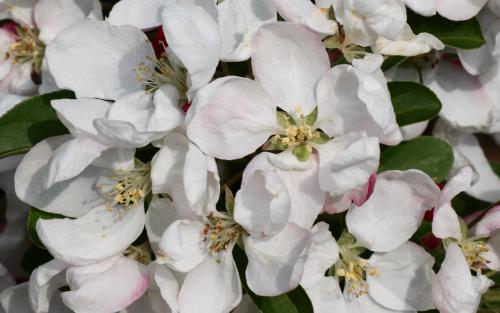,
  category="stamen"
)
[125,244,152,265]
[134,52,187,95]
[6,26,45,74]
[334,246,378,298]
[458,240,490,273]
[97,165,152,210]
[203,212,243,259]
[278,106,321,148]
